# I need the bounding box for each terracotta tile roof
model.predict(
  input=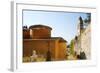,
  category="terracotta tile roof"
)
[51,37,67,42]
[29,24,52,30]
